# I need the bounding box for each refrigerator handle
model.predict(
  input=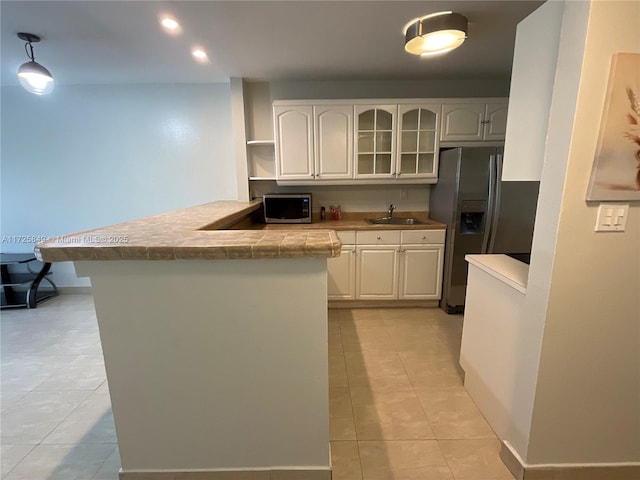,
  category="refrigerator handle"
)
[486,153,504,253]
[482,154,497,253]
